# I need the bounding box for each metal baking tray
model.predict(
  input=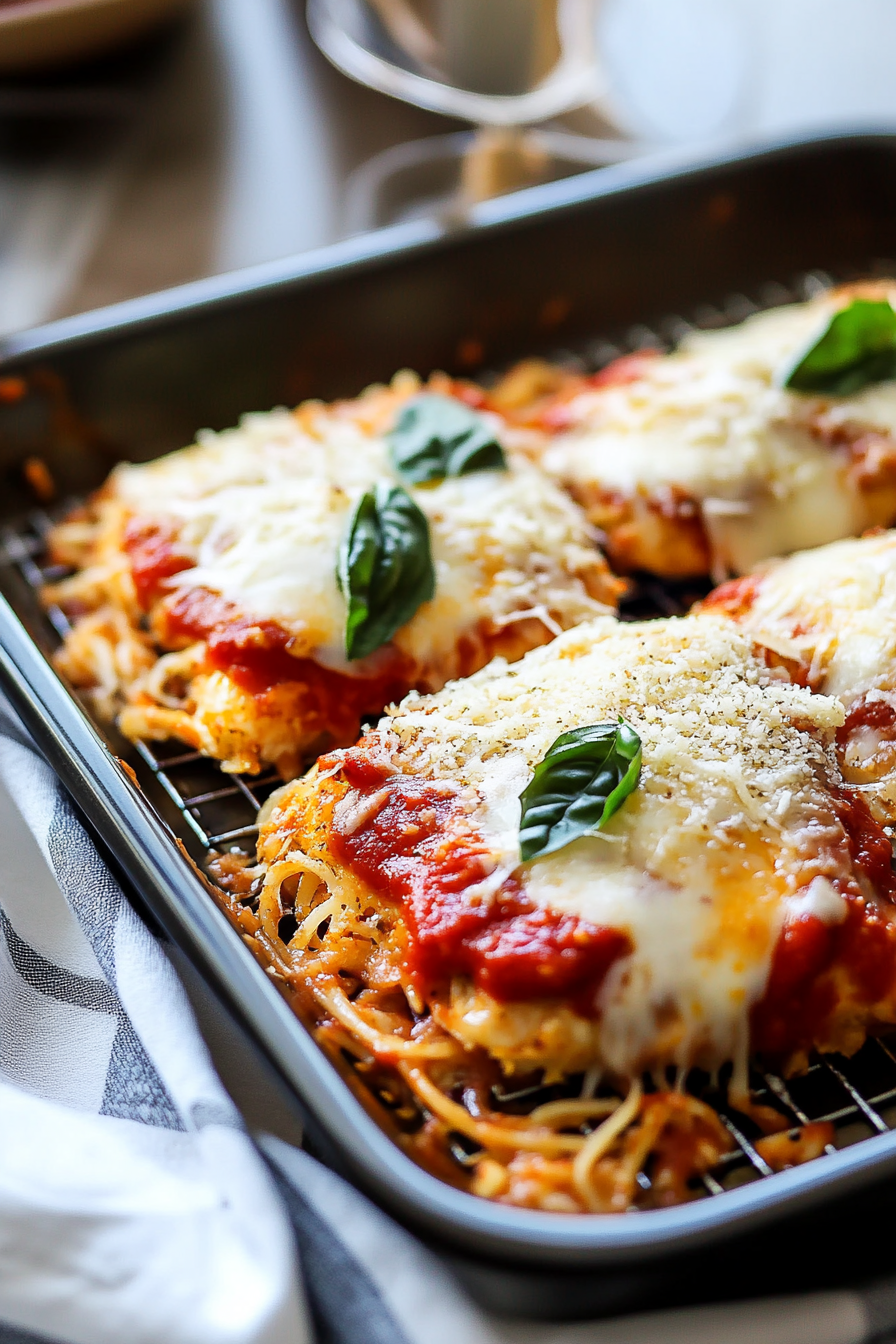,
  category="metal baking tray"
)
[2,130,896,1298]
